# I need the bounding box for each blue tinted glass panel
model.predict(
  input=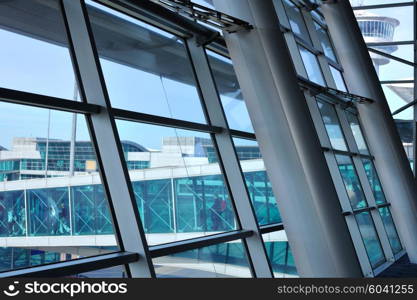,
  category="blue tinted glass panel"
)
[116,120,238,245]
[27,187,70,236]
[299,47,325,86]
[317,101,348,151]
[133,179,174,234]
[346,112,370,155]
[0,191,26,237]
[263,232,297,278]
[330,66,347,92]
[336,155,368,210]
[71,185,113,235]
[355,212,385,269]
[0,0,79,100]
[87,1,206,124]
[174,175,235,233]
[207,50,254,133]
[282,0,312,43]
[378,207,402,255]
[233,138,281,225]
[362,159,386,205]
[314,21,337,62]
